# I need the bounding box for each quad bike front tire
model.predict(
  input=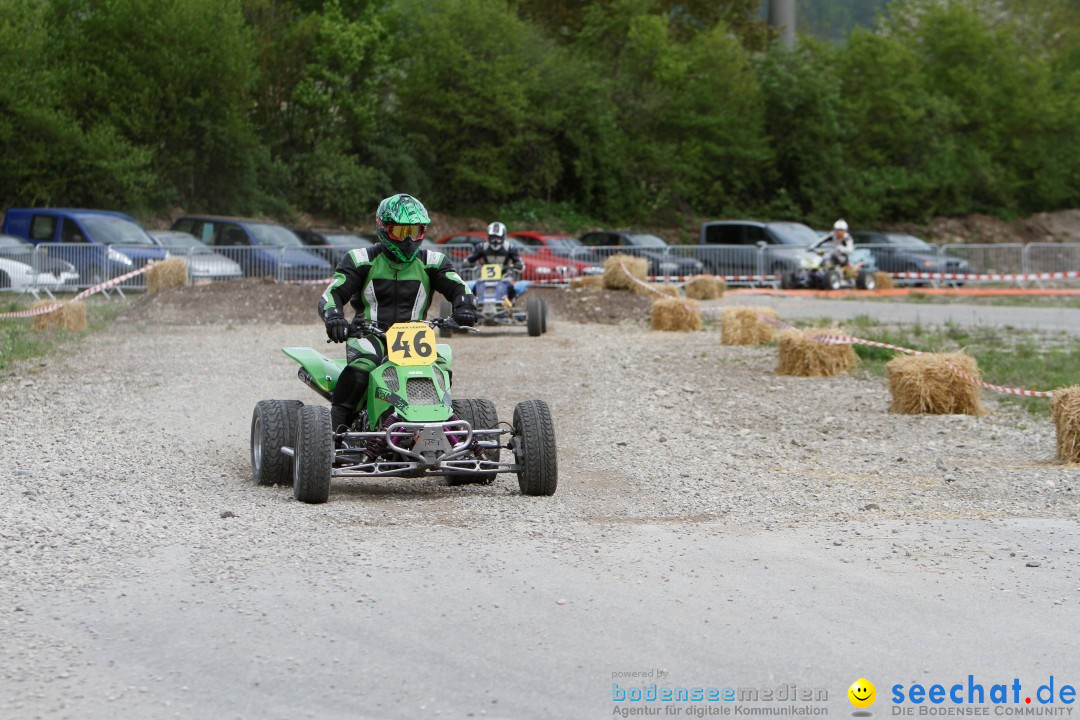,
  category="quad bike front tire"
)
[824,269,844,291]
[251,399,304,486]
[439,300,454,337]
[293,405,333,504]
[513,400,557,496]
[448,398,499,486]
[526,297,543,337]
[856,270,877,290]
